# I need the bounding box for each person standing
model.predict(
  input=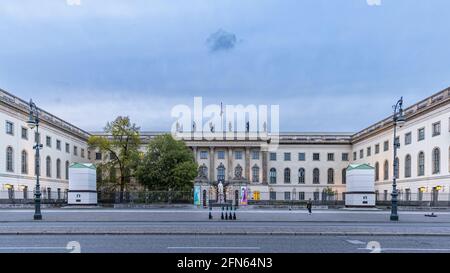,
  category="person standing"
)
[306,199,312,215]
